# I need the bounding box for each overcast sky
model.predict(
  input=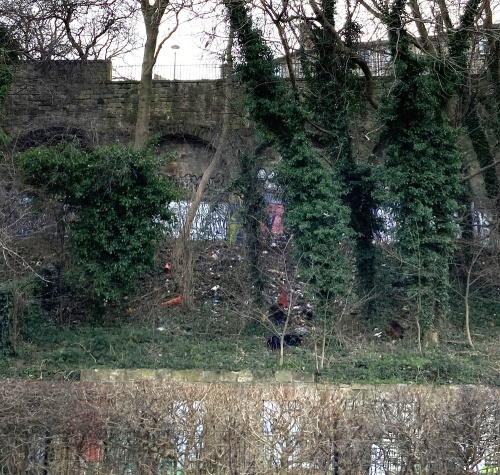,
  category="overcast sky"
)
[115,4,226,68]
[114,0,500,70]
